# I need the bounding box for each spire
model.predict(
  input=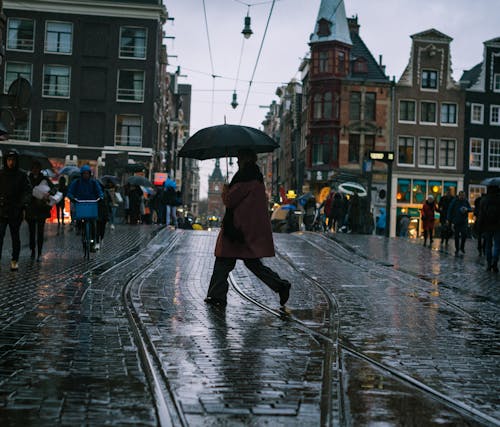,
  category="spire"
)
[310,0,352,46]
